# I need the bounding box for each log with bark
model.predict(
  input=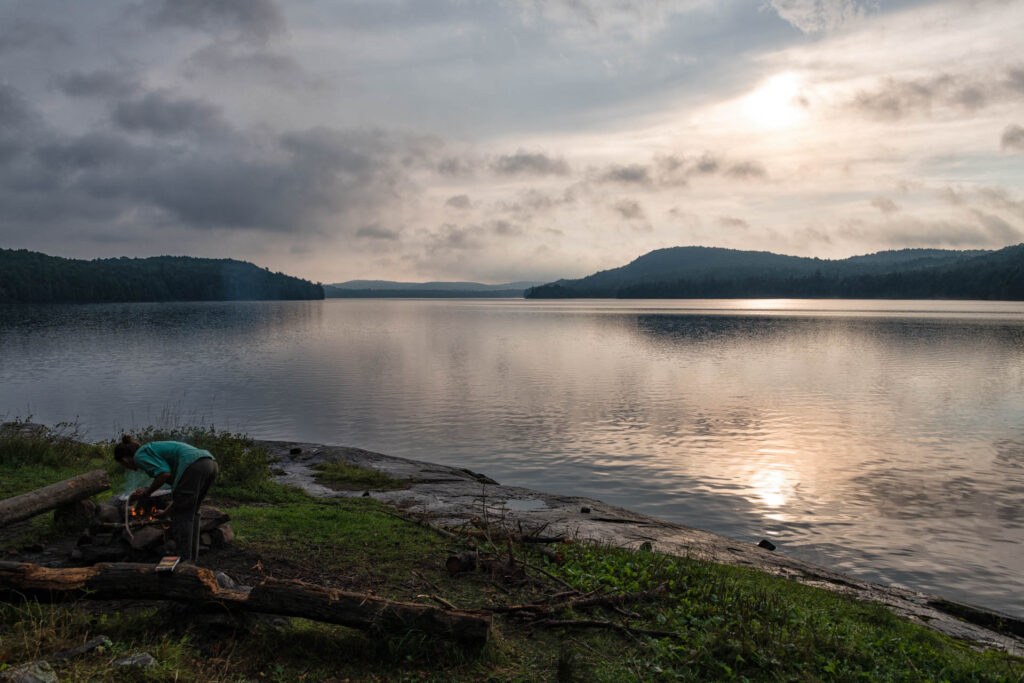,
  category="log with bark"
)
[0,470,110,529]
[0,561,490,646]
